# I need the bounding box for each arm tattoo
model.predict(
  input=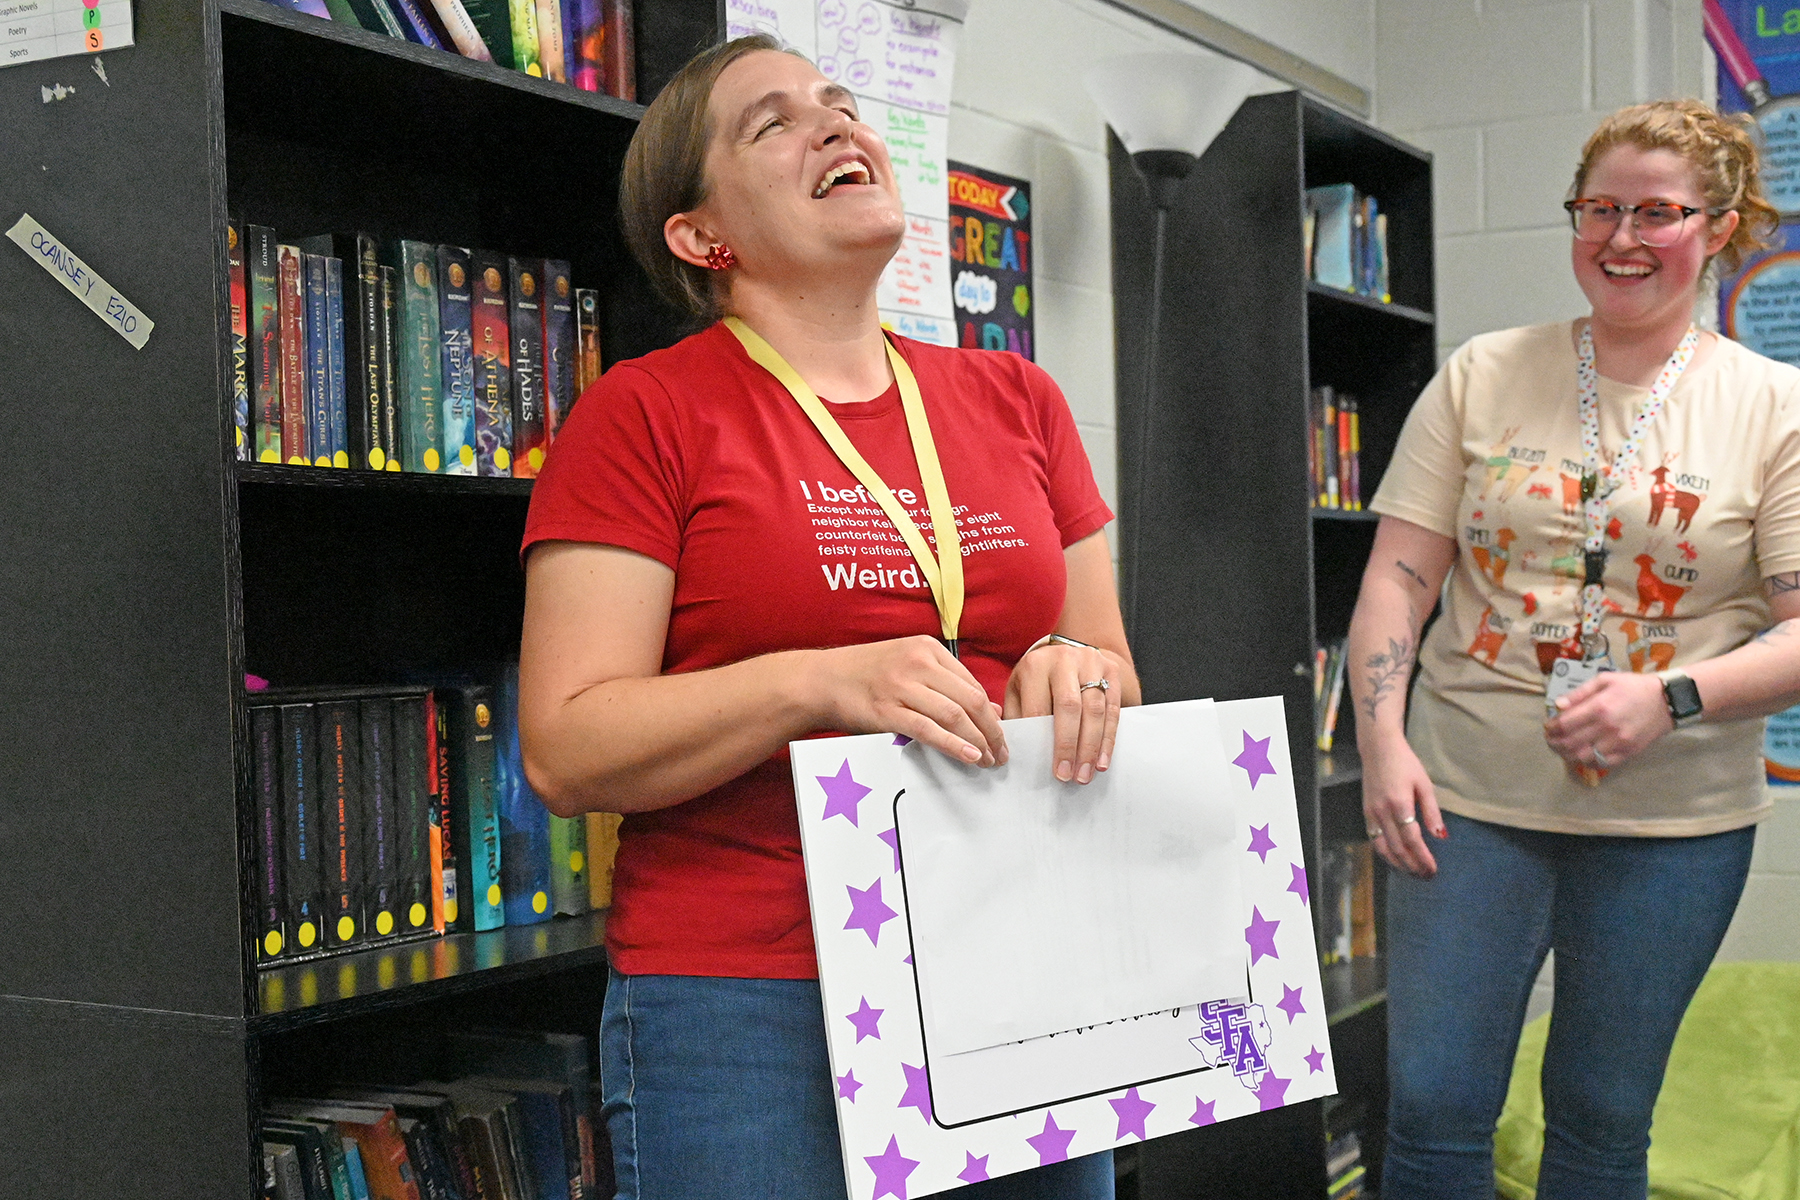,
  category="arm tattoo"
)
[1360,636,1417,723]
[1769,572,1800,596]
[1756,618,1800,644]
[1395,559,1431,591]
